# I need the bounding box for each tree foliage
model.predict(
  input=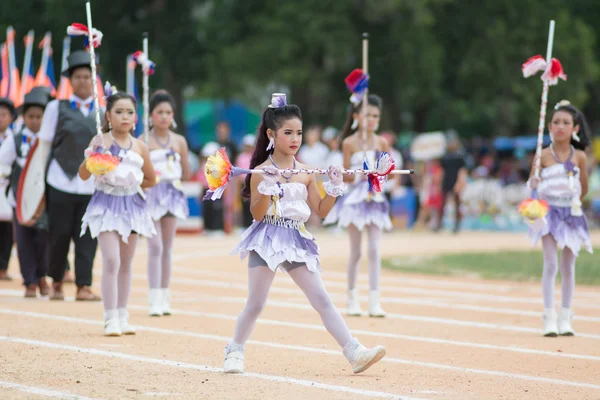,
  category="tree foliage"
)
[1,0,599,138]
